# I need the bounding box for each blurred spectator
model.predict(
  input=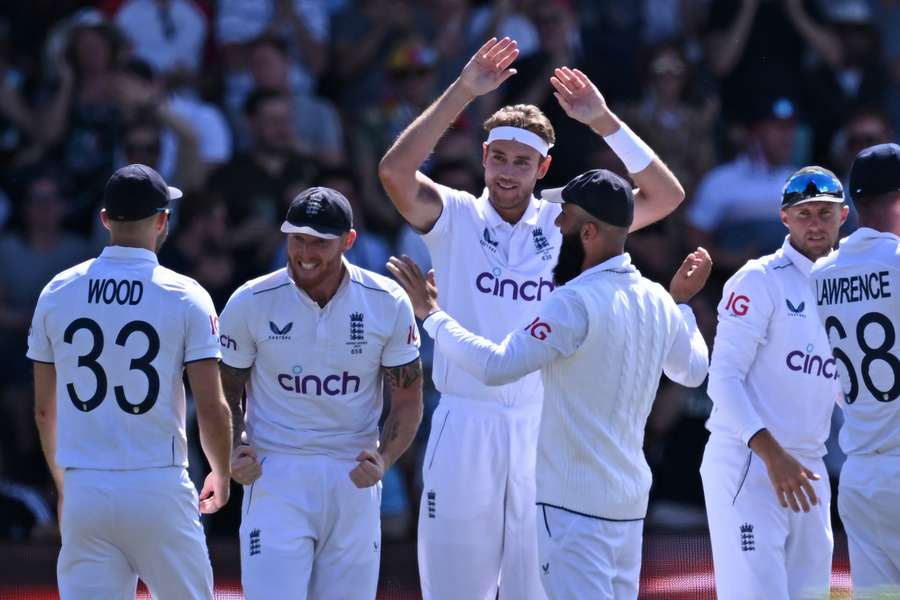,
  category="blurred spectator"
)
[805,1,885,164]
[38,16,126,233]
[114,61,205,192]
[217,0,328,96]
[704,0,839,123]
[208,88,318,277]
[330,0,426,112]
[118,58,232,175]
[424,0,532,89]
[574,0,644,104]
[502,0,596,186]
[104,0,212,79]
[828,105,894,179]
[0,19,39,171]
[620,42,718,199]
[159,194,237,309]
[865,0,900,135]
[233,35,344,165]
[354,39,439,230]
[0,170,90,485]
[686,95,798,278]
